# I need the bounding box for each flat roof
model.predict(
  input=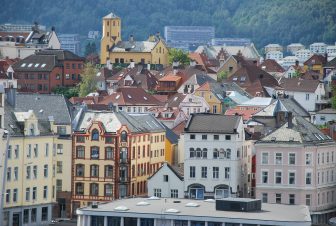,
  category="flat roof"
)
[77,198,311,224]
